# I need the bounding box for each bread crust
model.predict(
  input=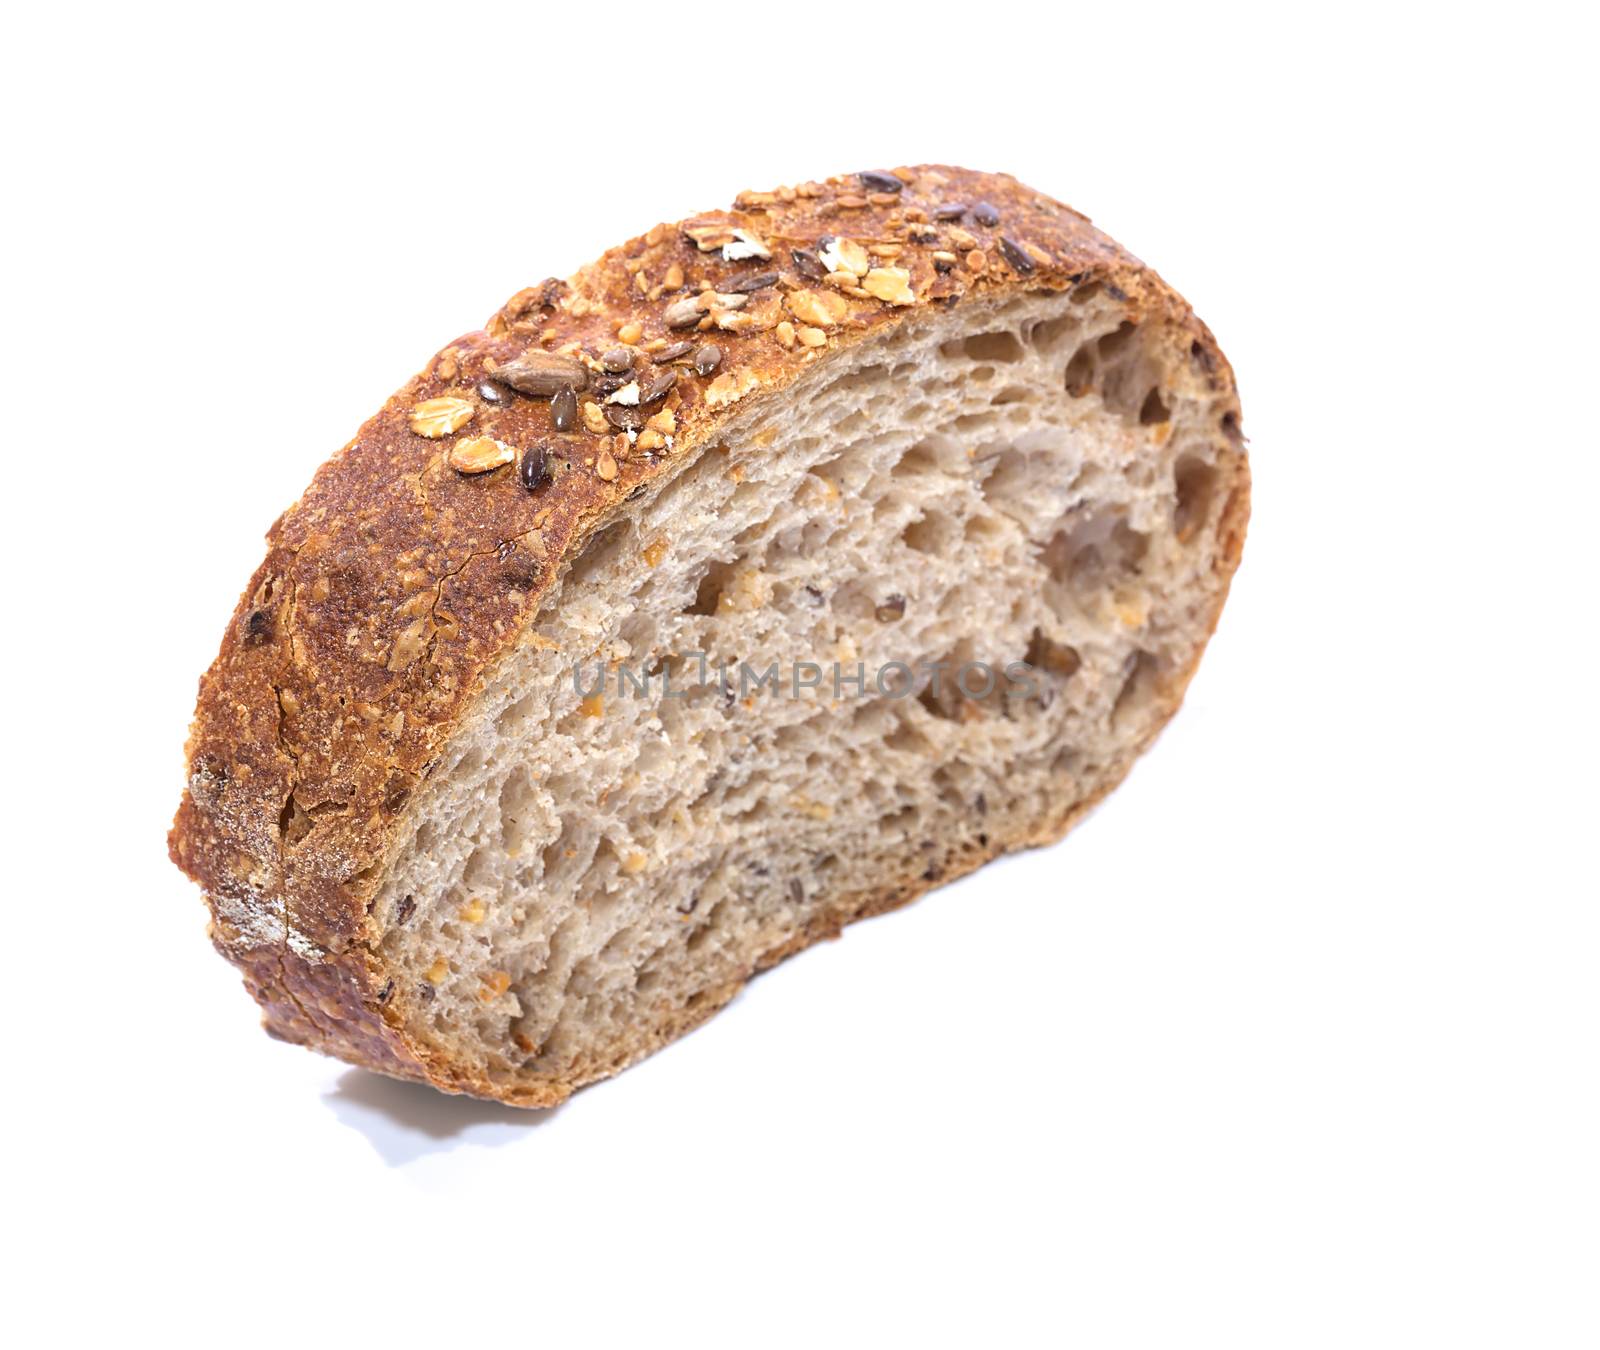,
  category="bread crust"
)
[168,165,1247,1104]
